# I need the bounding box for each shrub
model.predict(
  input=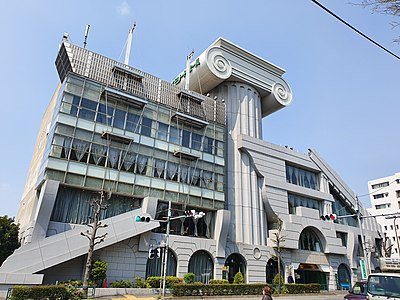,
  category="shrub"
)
[10,285,72,300]
[110,280,134,288]
[183,273,195,284]
[91,259,107,283]
[284,283,320,294]
[273,273,284,285]
[173,283,266,297]
[145,276,182,288]
[209,279,229,284]
[135,277,149,288]
[233,272,244,284]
